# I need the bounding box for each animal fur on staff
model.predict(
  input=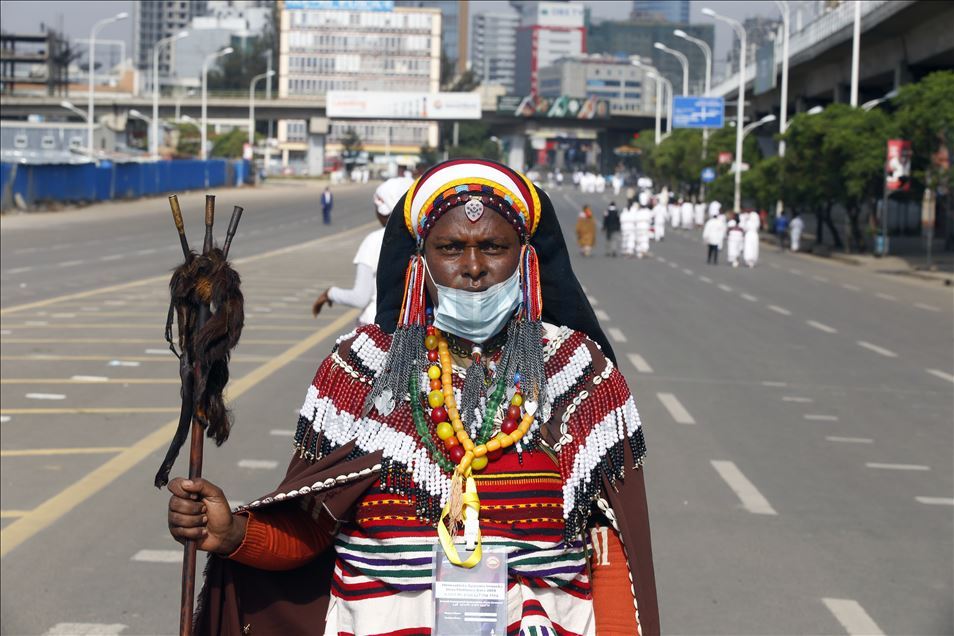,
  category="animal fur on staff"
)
[154,199,245,488]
